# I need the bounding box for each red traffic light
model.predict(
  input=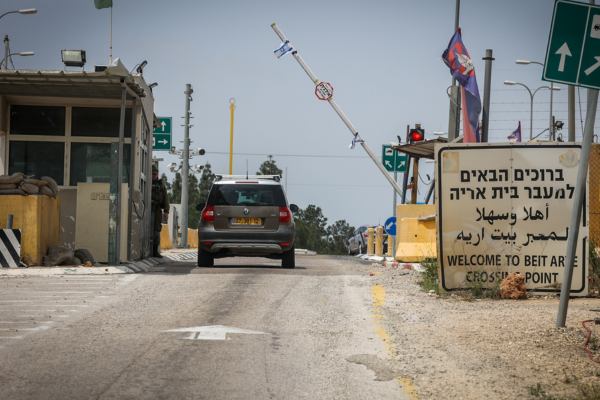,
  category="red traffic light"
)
[409,129,424,143]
